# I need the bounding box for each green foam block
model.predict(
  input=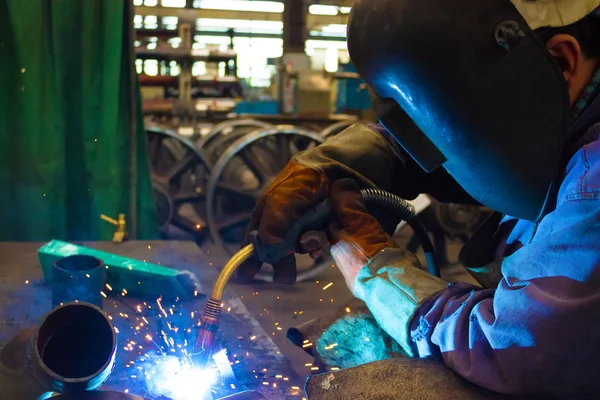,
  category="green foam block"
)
[38,240,199,300]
